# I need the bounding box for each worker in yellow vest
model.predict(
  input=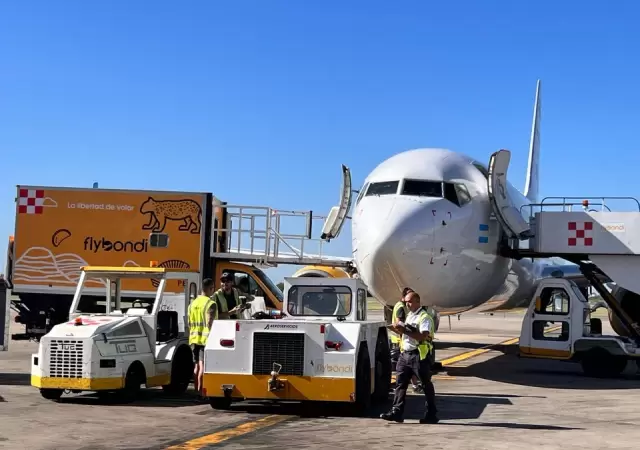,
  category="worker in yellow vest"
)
[390,288,411,367]
[187,278,217,395]
[393,287,423,393]
[381,290,438,424]
[213,272,243,319]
